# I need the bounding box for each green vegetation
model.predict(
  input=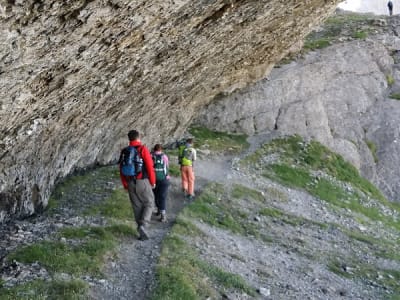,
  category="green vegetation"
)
[389,93,400,100]
[301,12,377,53]
[352,30,368,39]
[259,207,328,229]
[168,163,181,177]
[1,164,139,299]
[387,74,395,86]
[0,279,88,300]
[242,135,400,231]
[365,140,378,163]
[303,38,331,51]
[264,186,288,202]
[231,184,265,202]
[7,225,134,277]
[189,126,249,154]
[328,258,400,295]
[47,166,120,214]
[84,188,133,220]
[182,183,263,239]
[151,222,256,299]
